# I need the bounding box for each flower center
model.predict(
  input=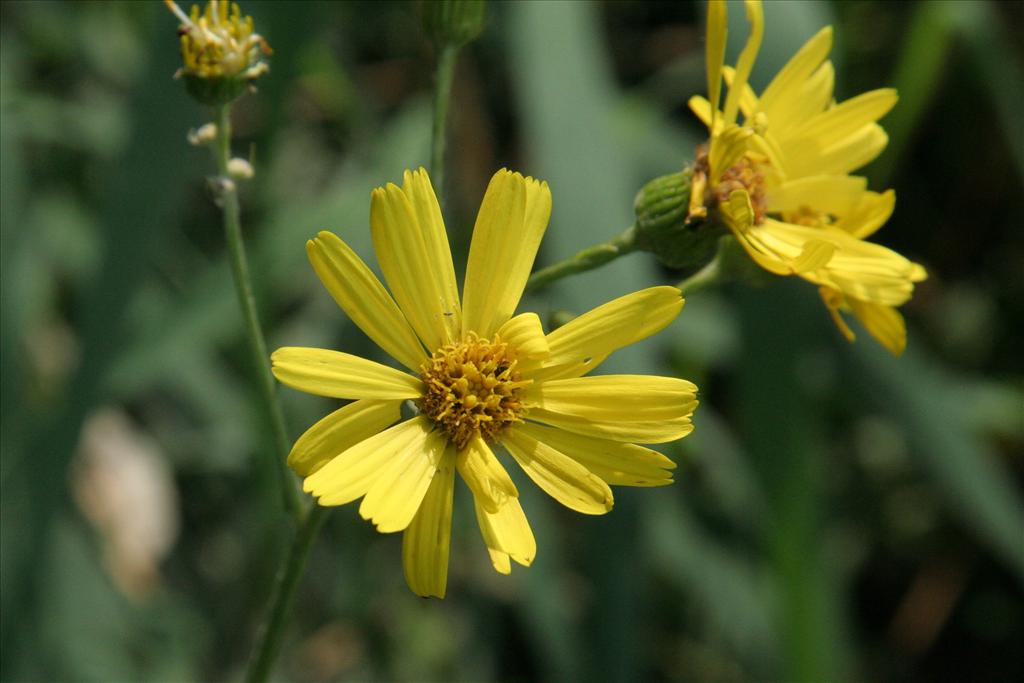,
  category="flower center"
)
[694,144,769,224]
[418,333,530,450]
[713,156,768,224]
